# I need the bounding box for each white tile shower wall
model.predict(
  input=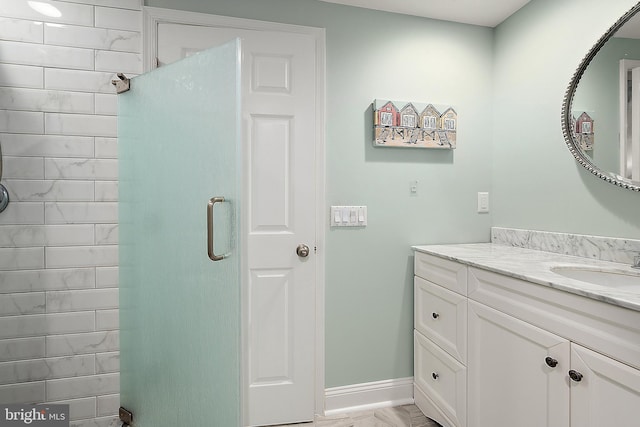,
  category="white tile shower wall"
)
[0,1,142,426]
